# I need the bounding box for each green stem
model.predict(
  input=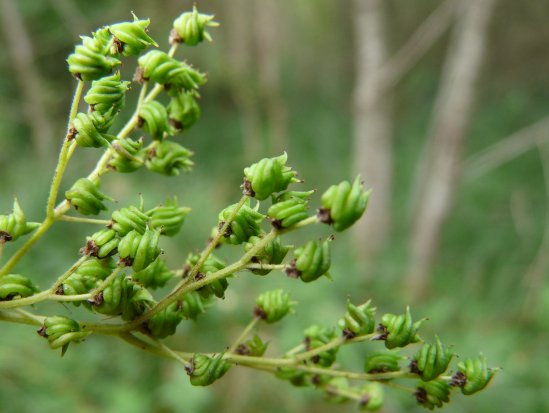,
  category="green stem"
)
[279,215,318,233]
[227,317,260,354]
[0,256,88,309]
[293,336,347,362]
[246,263,286,271]
[58,215,111,225]
[89,266,124,297]
[0,309,44,327]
